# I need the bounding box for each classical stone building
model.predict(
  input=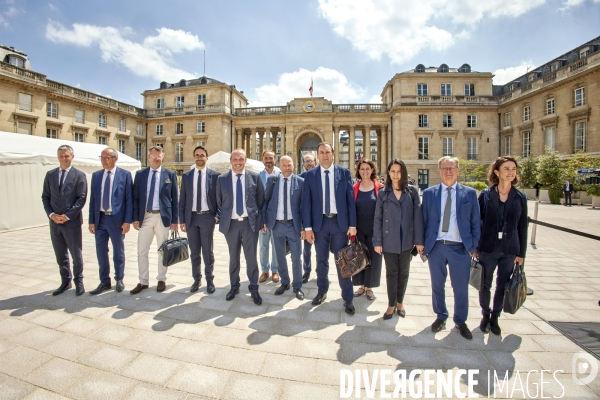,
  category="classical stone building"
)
[1,36,598,187]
